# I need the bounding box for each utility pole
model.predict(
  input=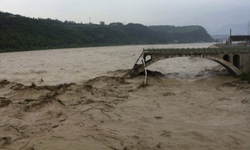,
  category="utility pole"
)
[248,20,250,35]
